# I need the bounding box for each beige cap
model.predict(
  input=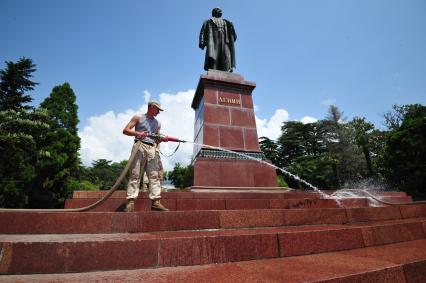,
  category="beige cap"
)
[148,101,164,111]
